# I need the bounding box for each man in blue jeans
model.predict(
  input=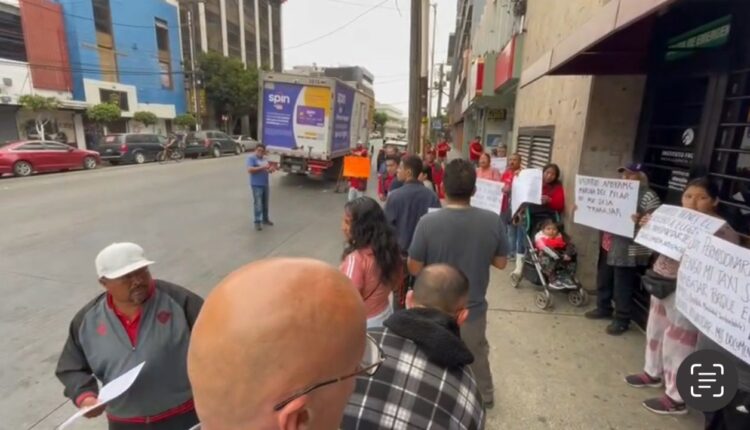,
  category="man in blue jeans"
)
[247,144,275,231]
